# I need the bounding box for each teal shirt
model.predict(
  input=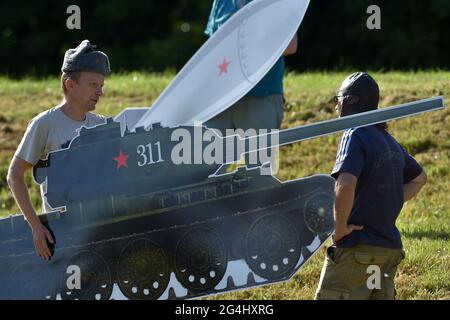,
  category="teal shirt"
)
[205,0,285,97]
